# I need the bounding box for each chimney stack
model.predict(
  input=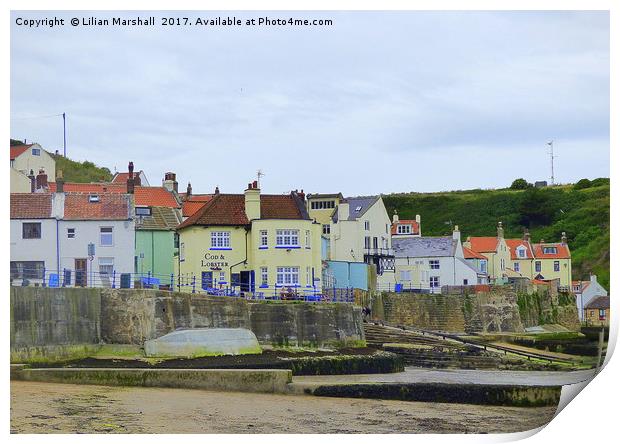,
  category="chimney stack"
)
[523,229,531,243]
[415,214,421,234]
[28,169,35,193]
[453,225,461,242]
[35,169,48,190]
[186,182,192,198]
[163,172,177,193]
[127,161,135,194]
[392,210,399,223]
[244,180,260,221]
[55,170,64,193]
[497,221,504,239]
[561,232,567,245]
[298,189,305,201]
[215,186,220,195]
